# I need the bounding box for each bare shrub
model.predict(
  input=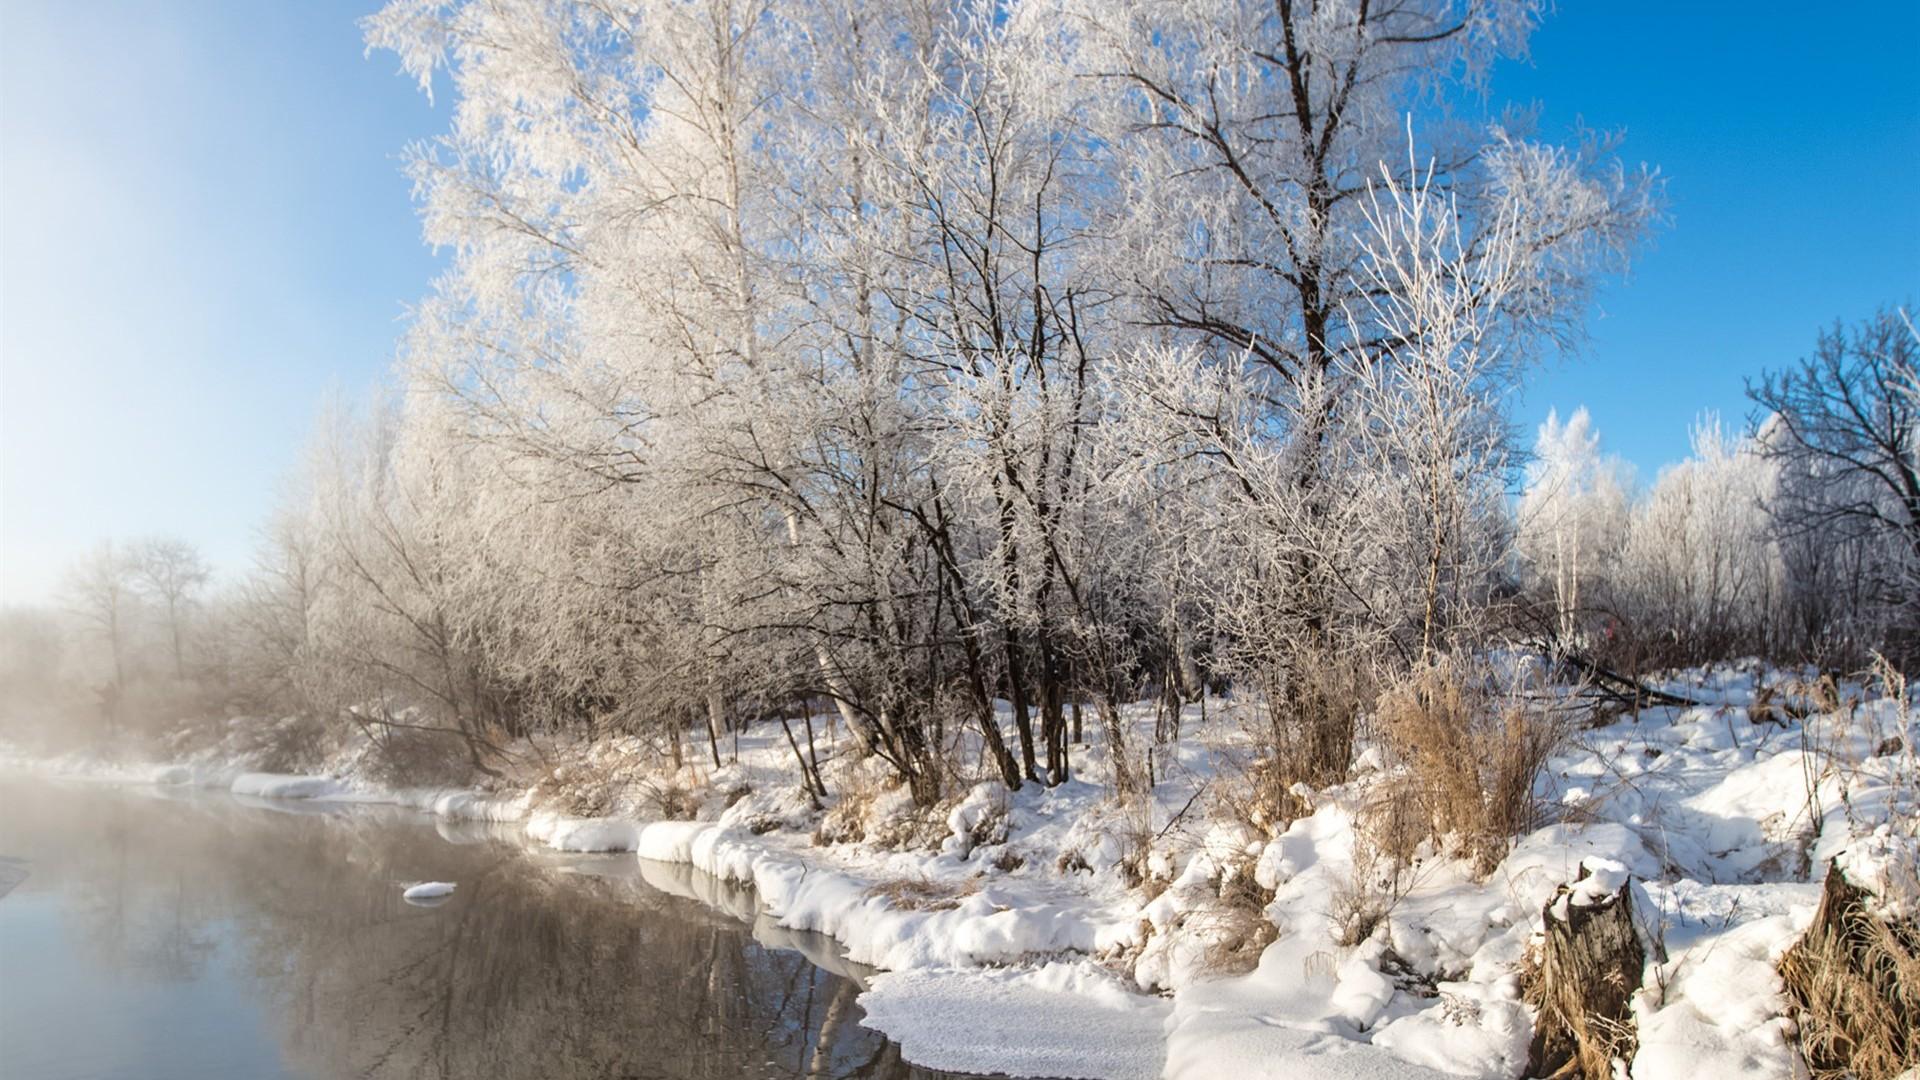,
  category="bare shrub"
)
[1055,849,1093,875]
[1747,684,1789,726]
[871,802,962,851]
[1356,783,1426,888]
[812,774,949,850]
[948,790,1012,856]
[1869,653,1917,845]
[532,762,622,817]
[1215,754,1310,836]
[1334,793,1427,946]
[812,796,868,846]
[1329,872,1390,948]
[1379,658,1565,876]
[639,777,698,820]
[1213,671,1367,842]
[233,714,331,774]
[357,725,476,789]
[1109,795,1163,892]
